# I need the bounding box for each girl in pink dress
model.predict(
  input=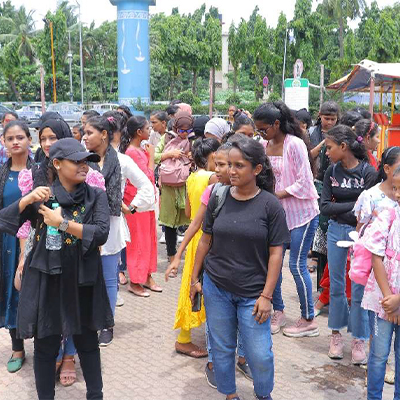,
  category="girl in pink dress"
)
[120,116,160,297]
